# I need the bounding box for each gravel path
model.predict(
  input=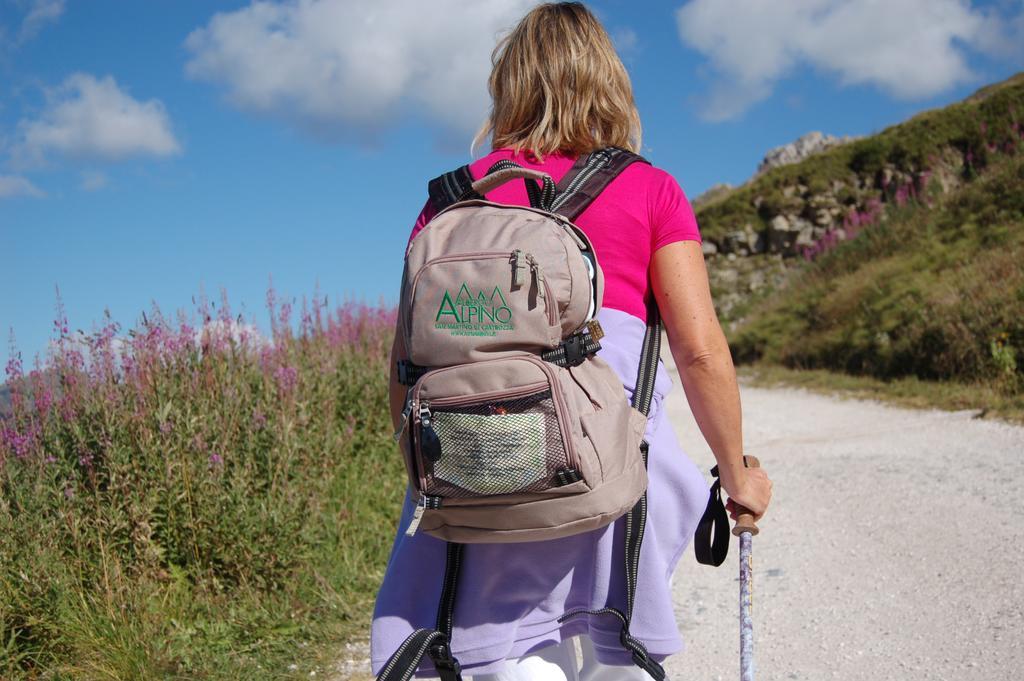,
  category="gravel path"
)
[664,378,1024,681]
[334,373,1024,680]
